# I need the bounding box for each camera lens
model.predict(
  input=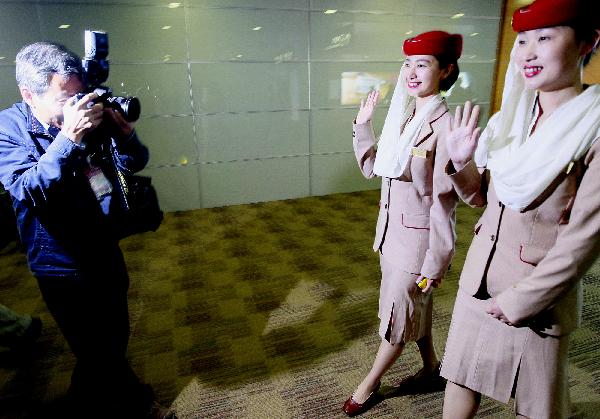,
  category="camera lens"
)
[108,96,141,122]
